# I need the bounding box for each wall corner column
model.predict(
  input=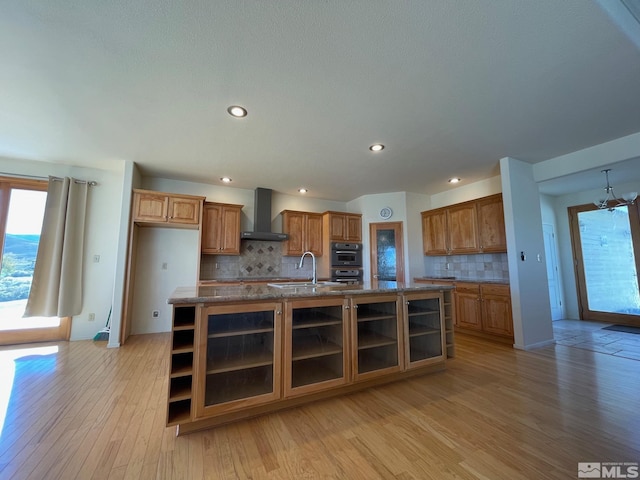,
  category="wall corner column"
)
[500,157,555,350]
